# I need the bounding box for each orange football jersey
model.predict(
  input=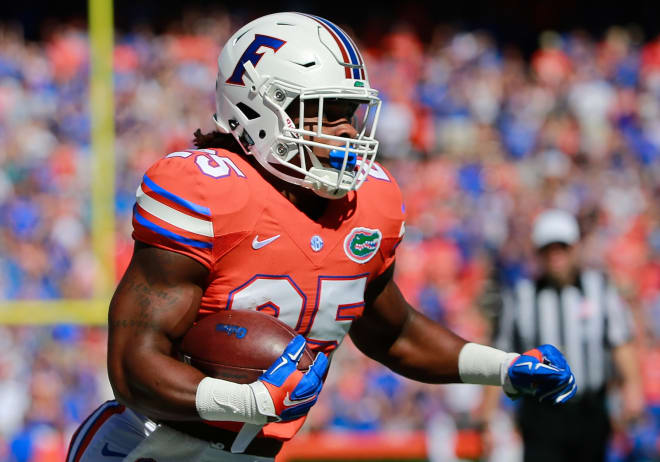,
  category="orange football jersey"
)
[131,147,405,439]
